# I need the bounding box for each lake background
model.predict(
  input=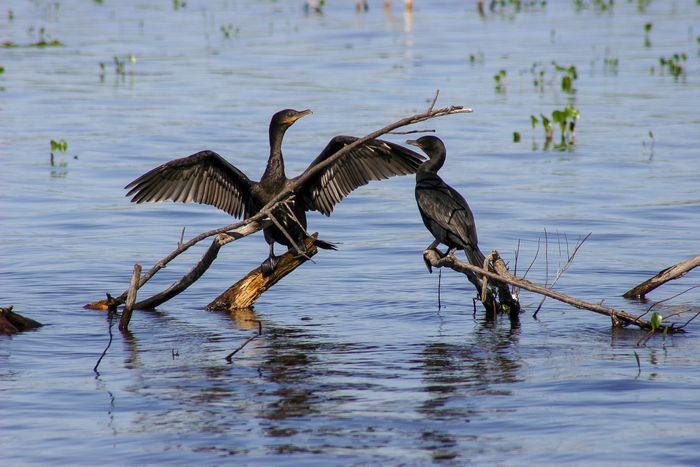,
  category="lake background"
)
[2,0,700,464]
